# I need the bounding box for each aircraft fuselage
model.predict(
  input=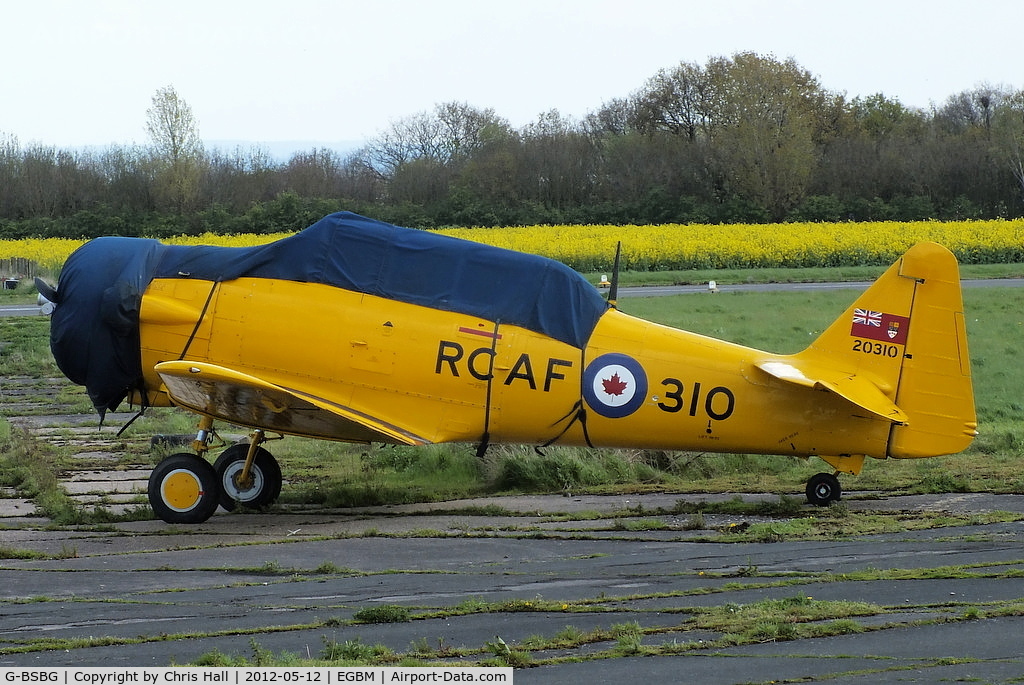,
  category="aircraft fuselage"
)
[135,276,890,459]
